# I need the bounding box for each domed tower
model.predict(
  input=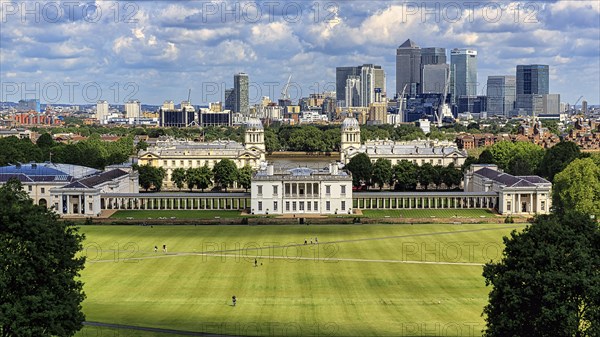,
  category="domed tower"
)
[244,118,265,152]
[340,117,361,163]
